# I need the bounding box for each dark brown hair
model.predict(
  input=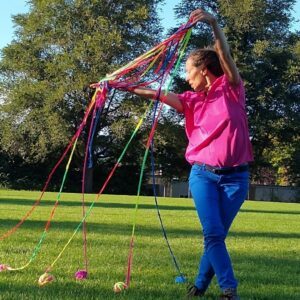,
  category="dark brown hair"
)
[188,48,224,77]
